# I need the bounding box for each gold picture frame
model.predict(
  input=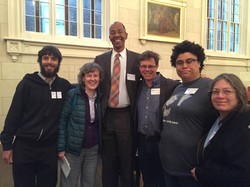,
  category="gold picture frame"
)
[140,0,186,43]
